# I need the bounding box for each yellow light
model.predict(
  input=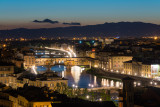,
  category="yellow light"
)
[154,36,158,40]
[3,44,6,47]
